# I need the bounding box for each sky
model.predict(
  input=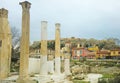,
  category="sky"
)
[0,0,120,43]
